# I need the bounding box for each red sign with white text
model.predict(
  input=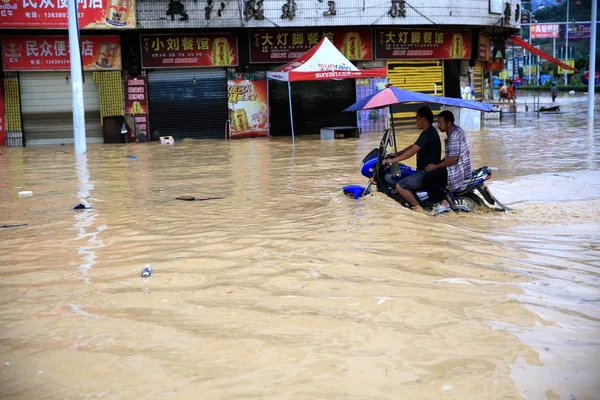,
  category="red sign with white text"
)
[124,76,149,139]
[375,29,471,59]
[0,0,136,29]
[530,24,560,39]
[249,29,373,63]
[2,35,121,71]
[141,34,238,68]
